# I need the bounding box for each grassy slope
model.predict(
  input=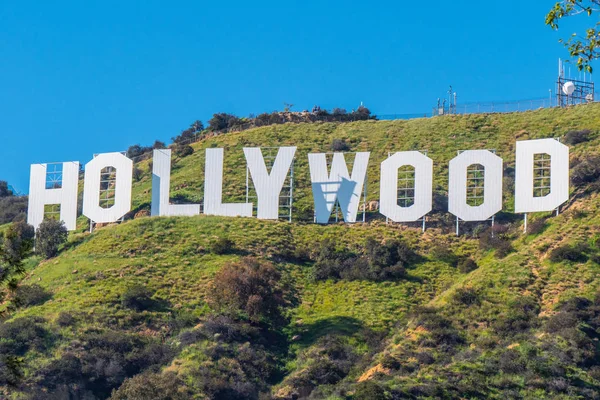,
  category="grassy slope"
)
[4,103,600,398]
